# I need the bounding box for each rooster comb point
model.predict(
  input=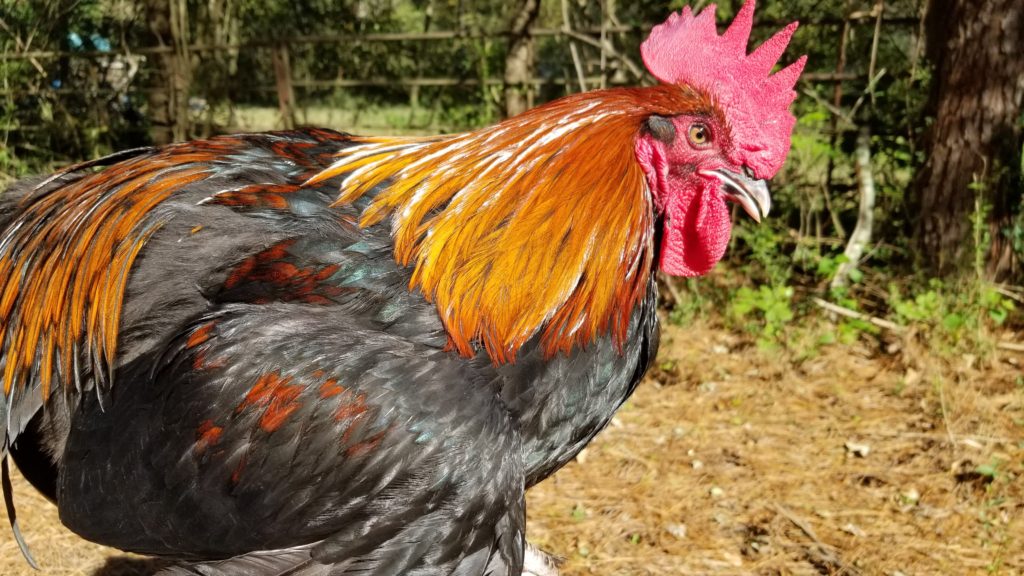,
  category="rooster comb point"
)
[641,0,806,175]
